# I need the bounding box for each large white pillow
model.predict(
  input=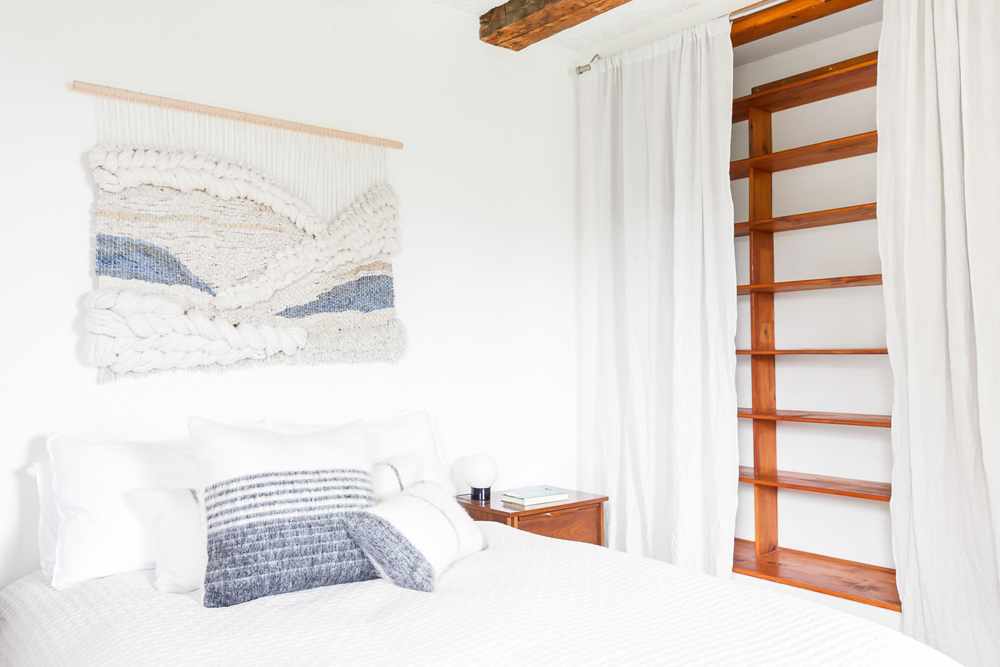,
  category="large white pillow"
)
[27,462,59,577]
[132,488,207,594]
[191,418,379,607]
[266,409,453,494]
[47,435,198,590]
